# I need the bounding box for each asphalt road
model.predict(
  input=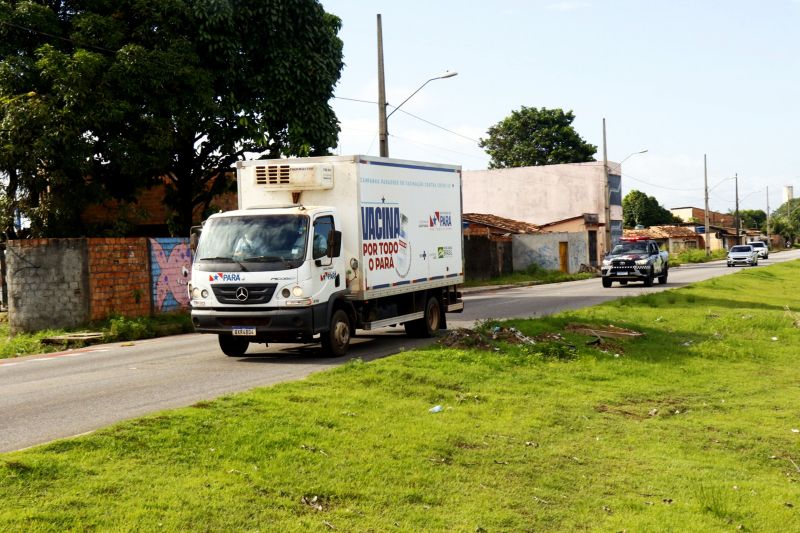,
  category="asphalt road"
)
[2,249,798,453]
